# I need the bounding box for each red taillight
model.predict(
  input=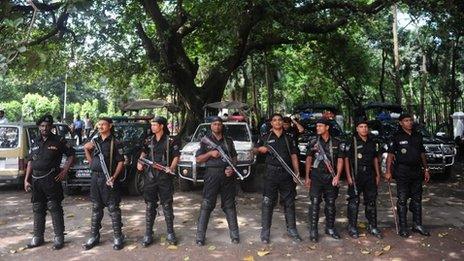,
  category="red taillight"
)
[18,158,26,171]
